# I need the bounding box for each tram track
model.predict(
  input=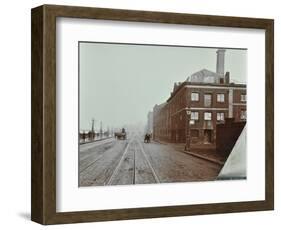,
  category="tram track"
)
[132,150,136,184]
[80,135,162,186]
[137,139,161,184]
[106,136,161,185]
[80,134,221,186]
[79,155,104,173]
[106,139,132,185]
